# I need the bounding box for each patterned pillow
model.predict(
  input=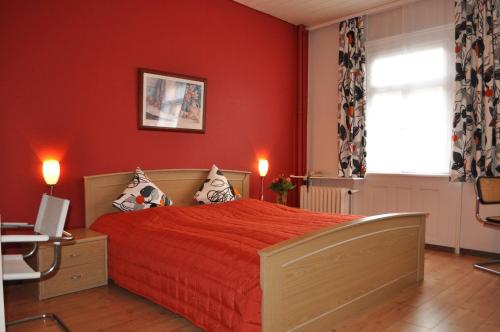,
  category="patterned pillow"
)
[194,165,237,204]
[113,167,173,212]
